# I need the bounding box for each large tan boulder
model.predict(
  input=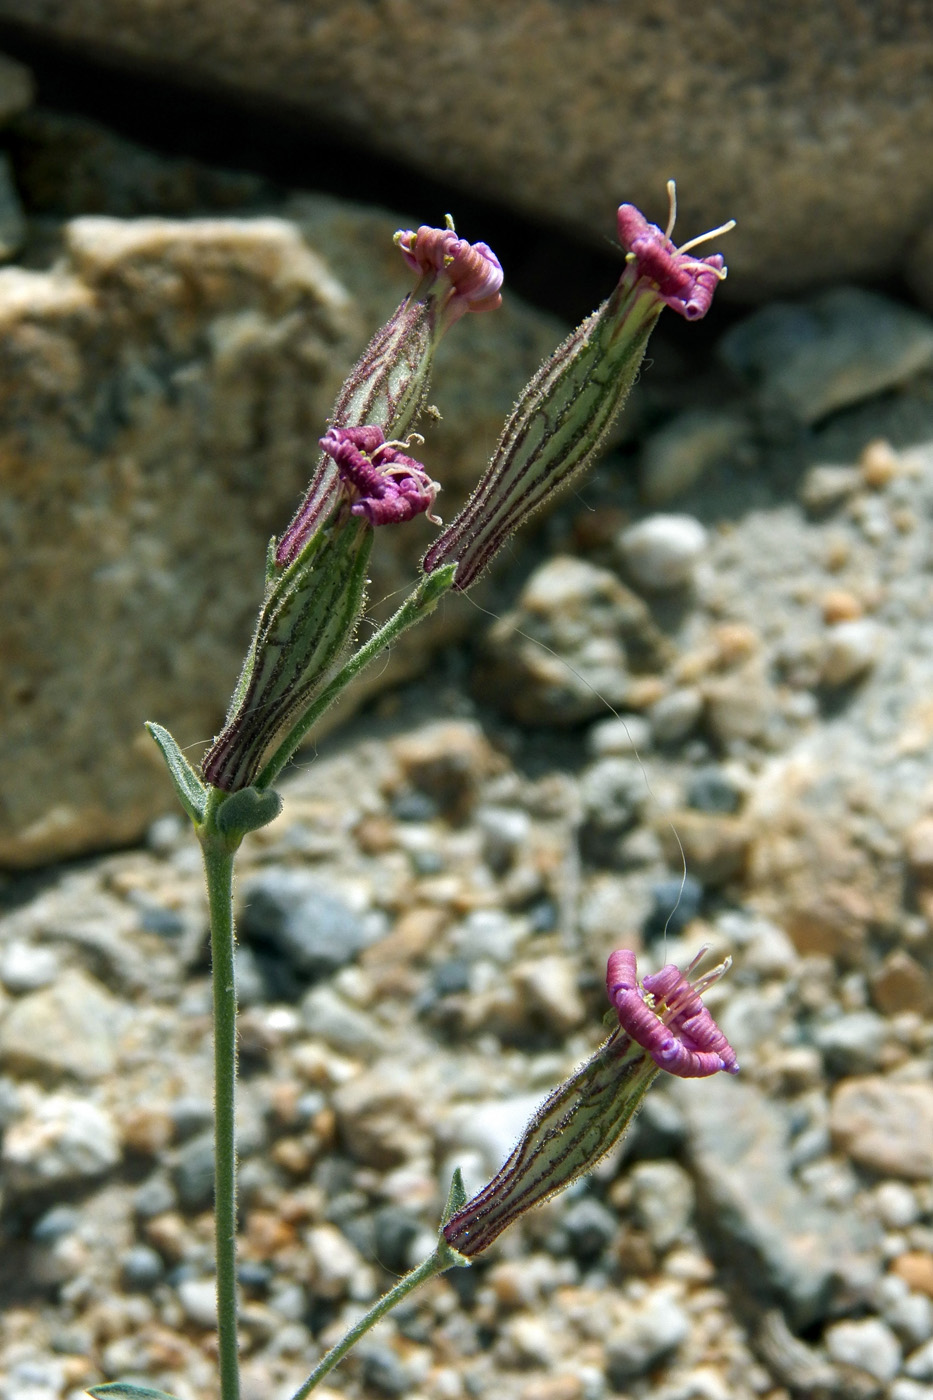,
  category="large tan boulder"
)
[2,3,932,298]
[0,203,561,867]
